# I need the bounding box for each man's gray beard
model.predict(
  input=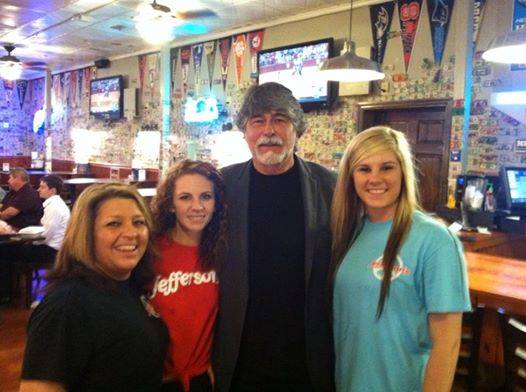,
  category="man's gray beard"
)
[255,149,291,165]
